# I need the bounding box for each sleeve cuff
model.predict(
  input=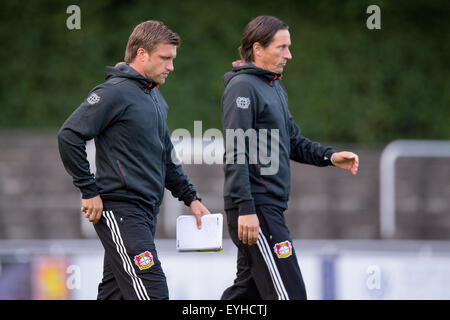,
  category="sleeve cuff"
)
[324,149,337,166]
[80,183,99,199]
[183,192,201,207]
[238,199,256,215]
